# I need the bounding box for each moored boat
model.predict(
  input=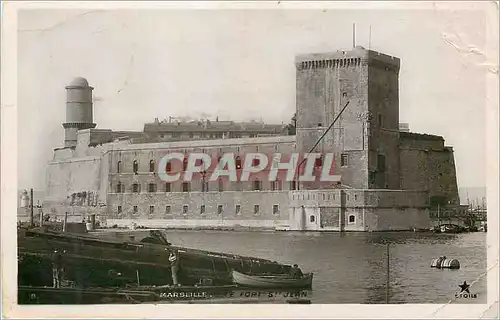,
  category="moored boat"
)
[18,227,292,289]
[232,270,313,289]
